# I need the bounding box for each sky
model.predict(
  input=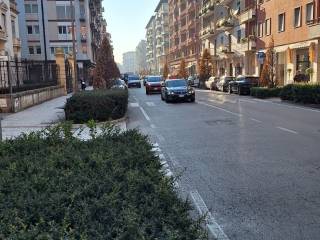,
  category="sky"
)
[103,0,159,64]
